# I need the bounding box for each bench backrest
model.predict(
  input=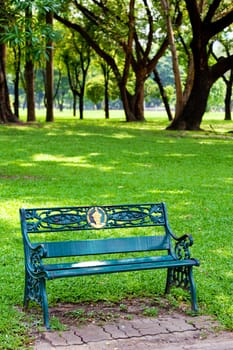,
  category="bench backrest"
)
[20,202,174,258]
